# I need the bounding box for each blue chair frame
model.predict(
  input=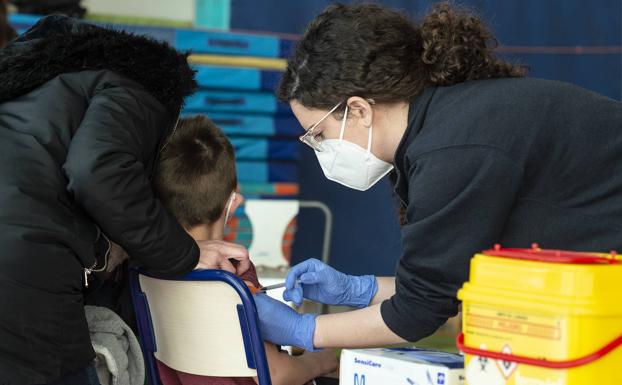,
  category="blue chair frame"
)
[129,268,272,385]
